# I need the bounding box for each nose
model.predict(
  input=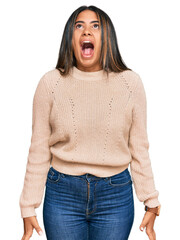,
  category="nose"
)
[82,26,92,36]
[83,32,91,36]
